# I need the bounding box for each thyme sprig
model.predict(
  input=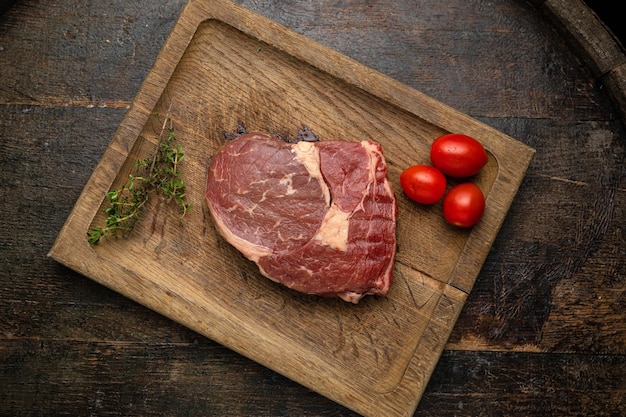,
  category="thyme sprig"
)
[87,115,192,245]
